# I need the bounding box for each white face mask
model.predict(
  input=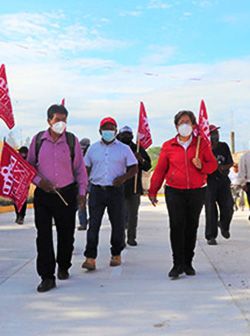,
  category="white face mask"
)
[51,121,66,134]
[178,123,193,137]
